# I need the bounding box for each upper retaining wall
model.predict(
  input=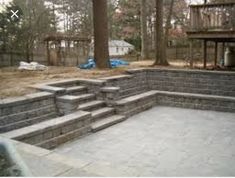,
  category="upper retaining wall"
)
[127,68,235,97]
